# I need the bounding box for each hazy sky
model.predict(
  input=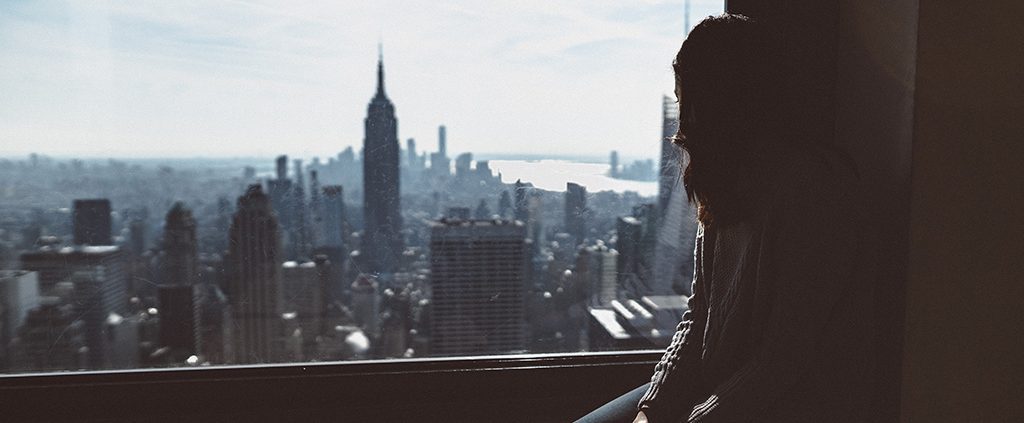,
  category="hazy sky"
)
[0,1,722,161]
